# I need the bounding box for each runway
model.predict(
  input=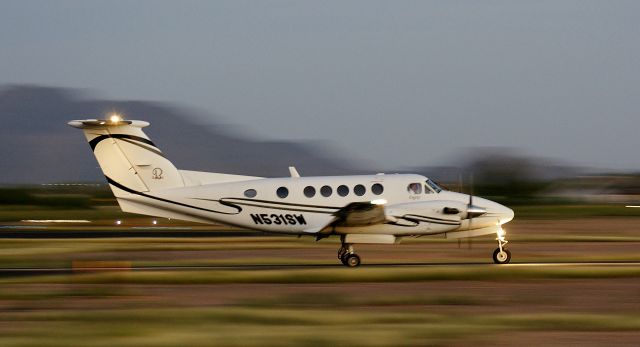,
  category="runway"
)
[0,229,264,238]
[1,261,639,278]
